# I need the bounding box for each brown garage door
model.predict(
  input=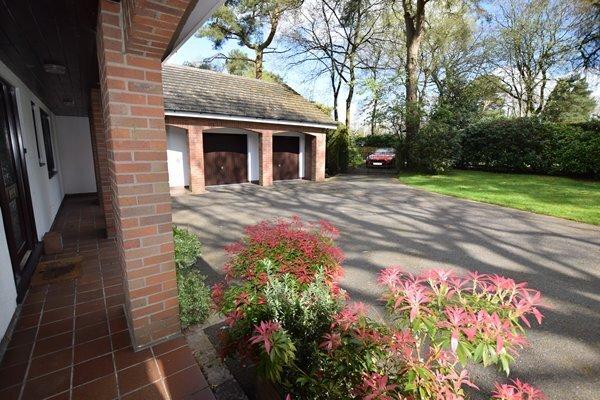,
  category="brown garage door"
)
[203,133,247,186]
[273,136,299,181]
